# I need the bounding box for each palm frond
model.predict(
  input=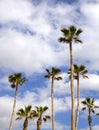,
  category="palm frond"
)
[73,64,78,70]
[52,67,61,75]
[92,98,95,104]
[43,116,51,122]
[82,107,86,111]
[74,38,83,43]
[83,75,88,78]
[91,109,95,114]
[96,113,99,116]
[61,28,69,36]
[15,73,22,78]
[70,25,76,37]
[44,68,51,79]
[76,29,83,36]
[54,77,62,80]
[81,101,87,105]
[58,37,70,43]
[43,117,47,122]
[11,83,16,88]
[16,109,24,116]
[43,106,48,111]
[16,117,22,120]
[45,69,50,74]
[8,75,16,83]
[94,105,99,108]
[86,98,91,103]
[44,75,50,78]
[31,110,38,117]
[25,105,32,113]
